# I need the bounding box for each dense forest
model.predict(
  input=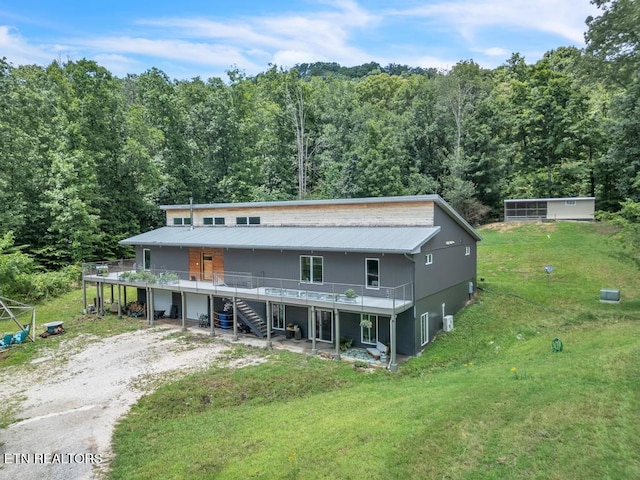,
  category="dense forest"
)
[0,0,638,298]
